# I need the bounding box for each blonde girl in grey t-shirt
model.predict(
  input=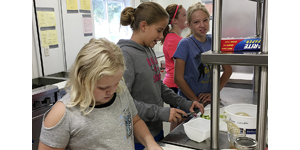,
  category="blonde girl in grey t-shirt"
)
[38,38,162,150]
